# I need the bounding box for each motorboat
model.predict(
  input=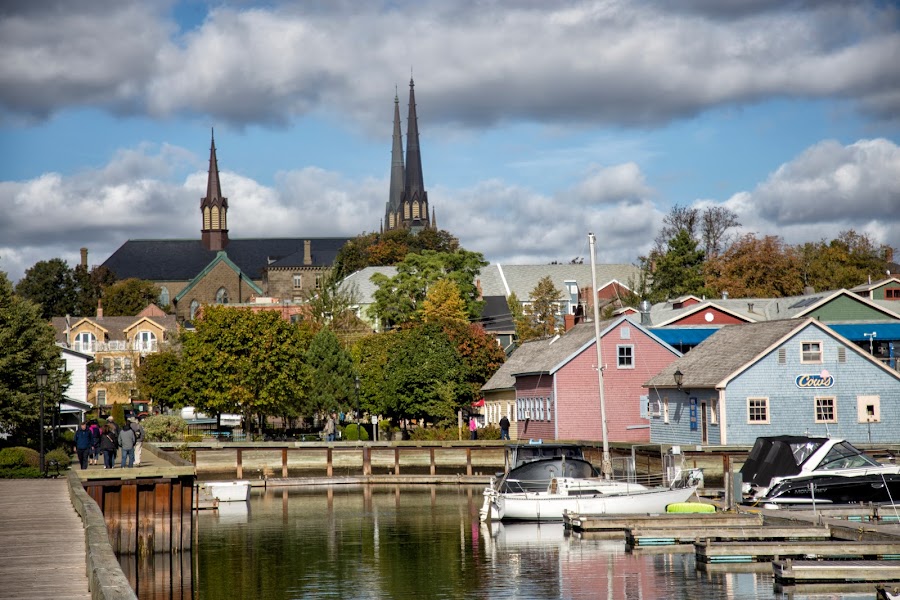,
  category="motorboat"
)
[481,474,699,521]
[201,480,251,502]
[740,436,900,507]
